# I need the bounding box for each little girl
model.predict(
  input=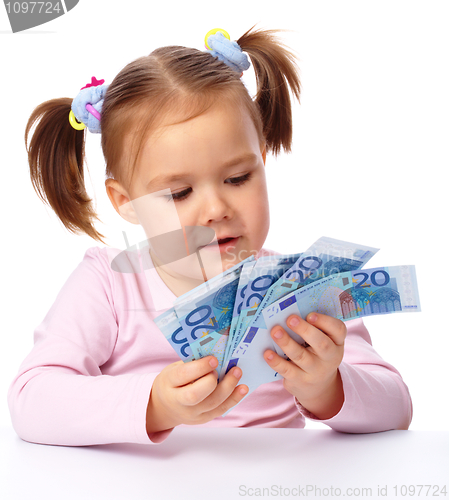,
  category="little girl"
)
[8,27,412,446]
